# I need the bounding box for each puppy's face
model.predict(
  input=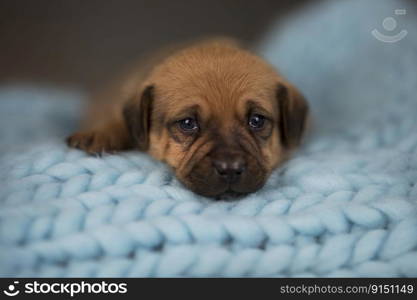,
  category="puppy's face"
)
[124,44,308,198]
